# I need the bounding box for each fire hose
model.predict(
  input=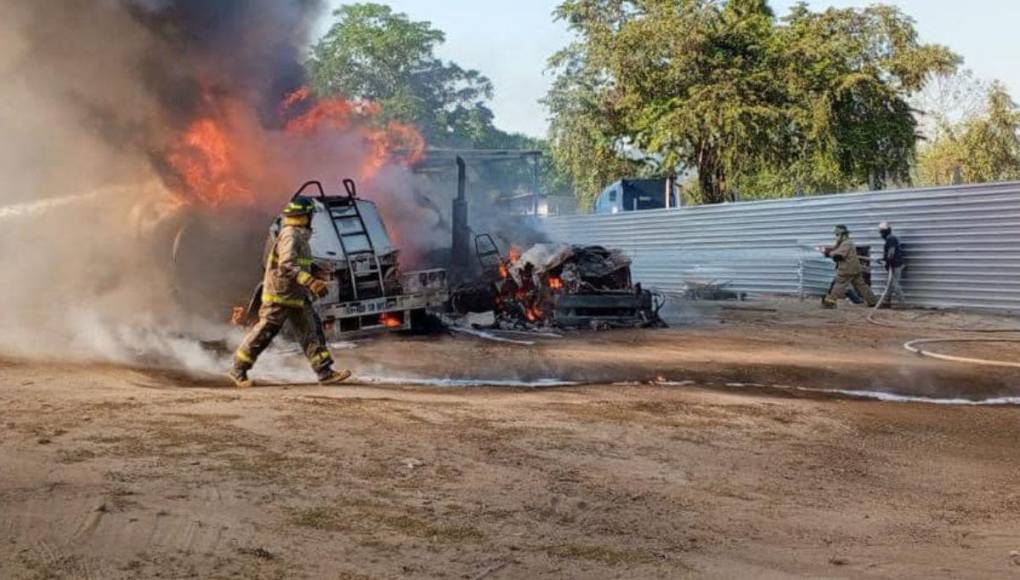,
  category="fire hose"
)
[902,338,1020,369]
[865,267,1020,368]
